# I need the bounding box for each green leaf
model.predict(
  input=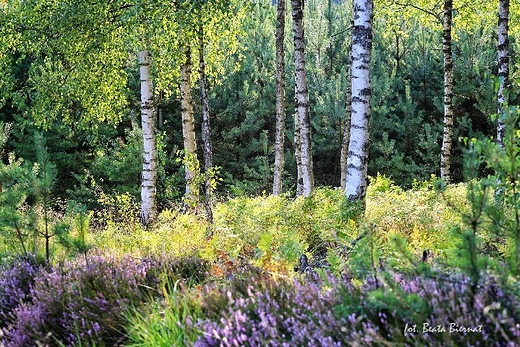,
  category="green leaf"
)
[257,232,273,253]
